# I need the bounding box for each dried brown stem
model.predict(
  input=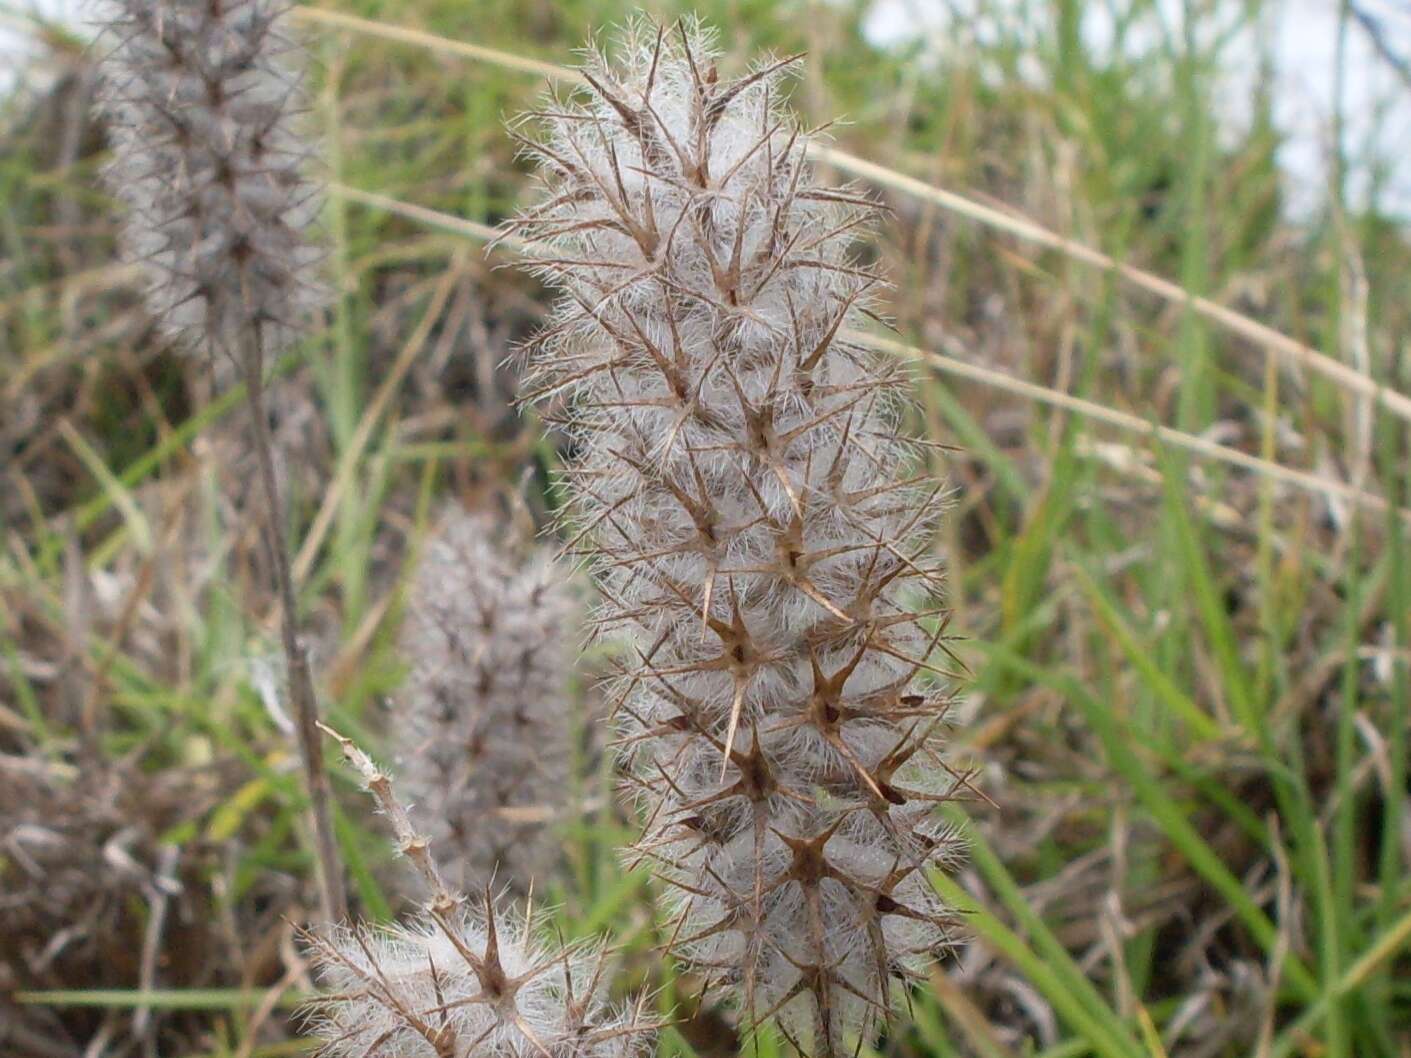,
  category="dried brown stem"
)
[241,328,346,925]
[317,721,454,915]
